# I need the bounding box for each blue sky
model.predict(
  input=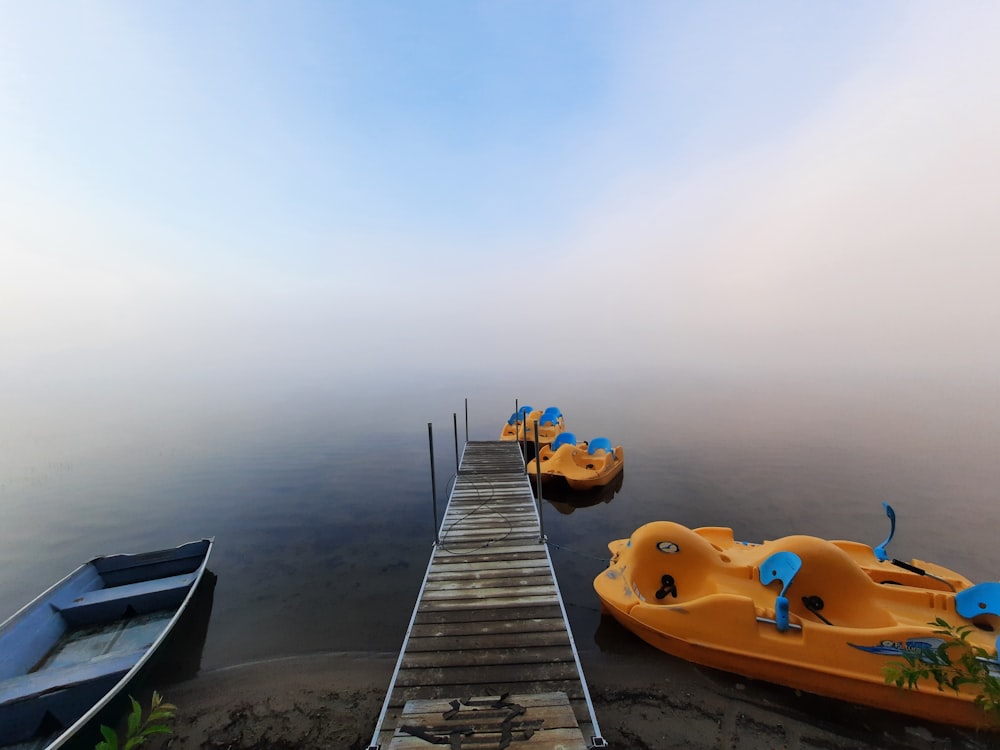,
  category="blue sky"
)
[2,2,999,399]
